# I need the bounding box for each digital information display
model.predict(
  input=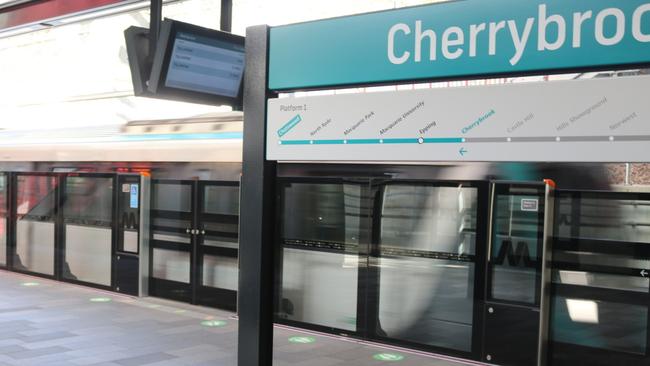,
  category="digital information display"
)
[165,31,245,98]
